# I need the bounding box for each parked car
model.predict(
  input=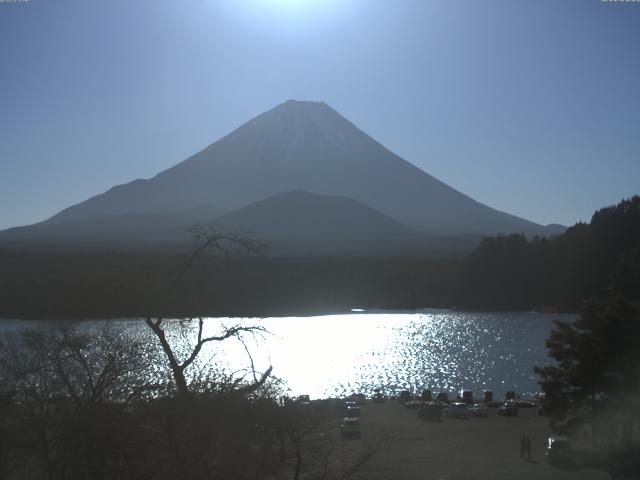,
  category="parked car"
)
[435,392,449,403]
[340,417,361,439]
[469,403,488,417]
[398,390,412,403]
[373,391,385,403]
[345,402,361,418]
[296,395,311,406]
[497,402,519,416]
[545,436,571,464]
[445,402,468,419]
